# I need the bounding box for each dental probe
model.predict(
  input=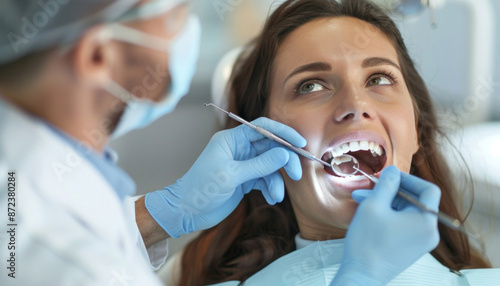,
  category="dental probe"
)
[353,166,471,235]
[205,103,334,170]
